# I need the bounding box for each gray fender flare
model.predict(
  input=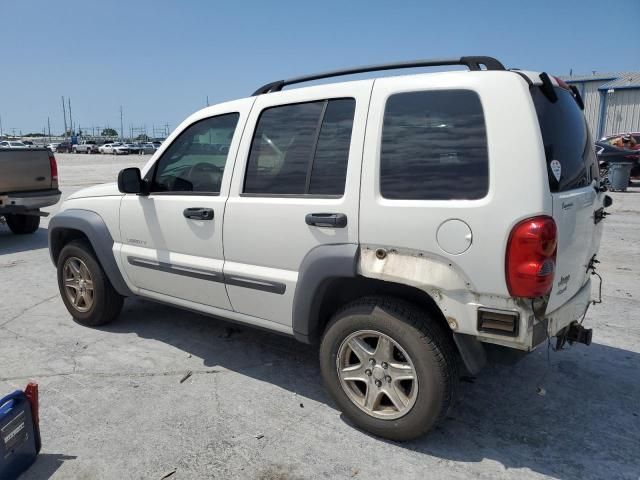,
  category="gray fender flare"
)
[292,243,359,344]
[48,209,133,297]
